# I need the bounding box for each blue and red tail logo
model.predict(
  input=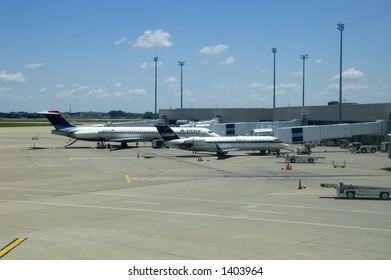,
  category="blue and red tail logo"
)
[41,110,75,129]
[155,124,181,141]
